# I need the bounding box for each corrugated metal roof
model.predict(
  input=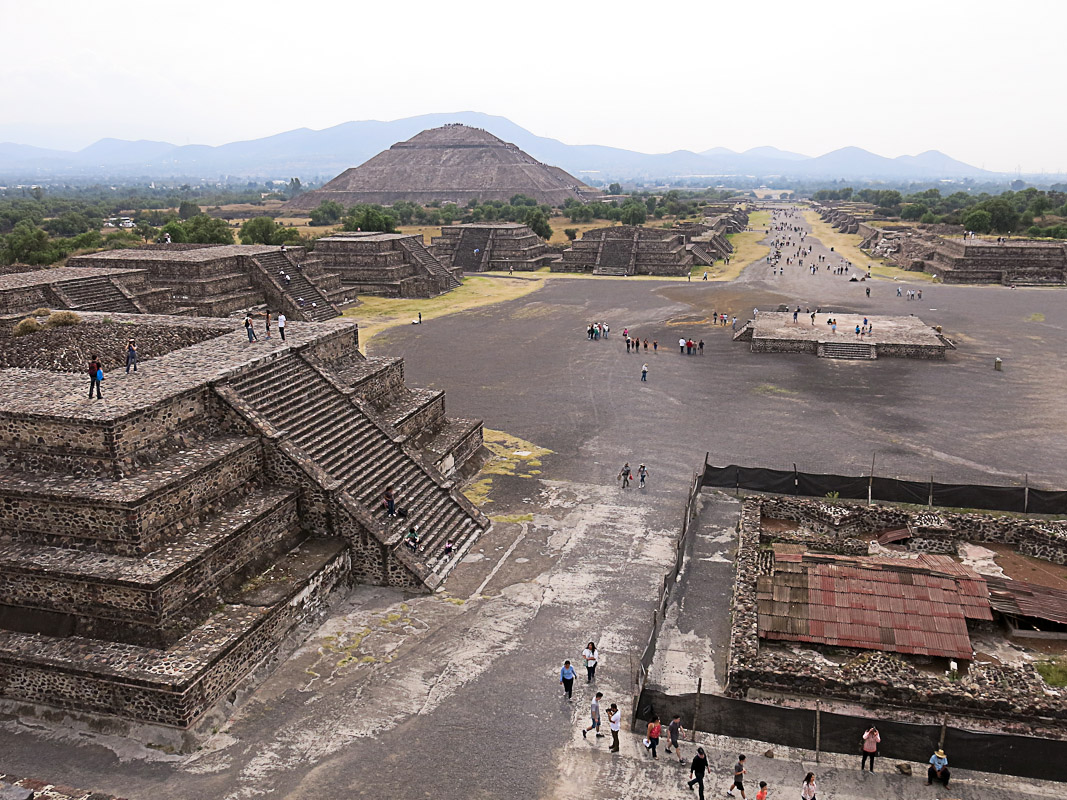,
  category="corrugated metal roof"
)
[985,576,1067,625]
[757,548,991,660]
